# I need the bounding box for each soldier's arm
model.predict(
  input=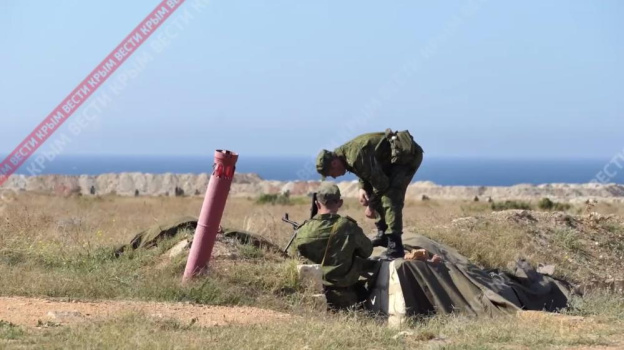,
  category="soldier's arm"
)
[342,218,373,259]
[353,225,373,258]
[291,222,310,256]
[358,178,373,193]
